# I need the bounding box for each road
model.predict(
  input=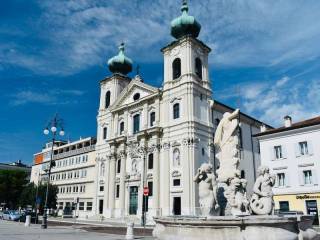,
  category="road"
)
[0,220,155,240]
